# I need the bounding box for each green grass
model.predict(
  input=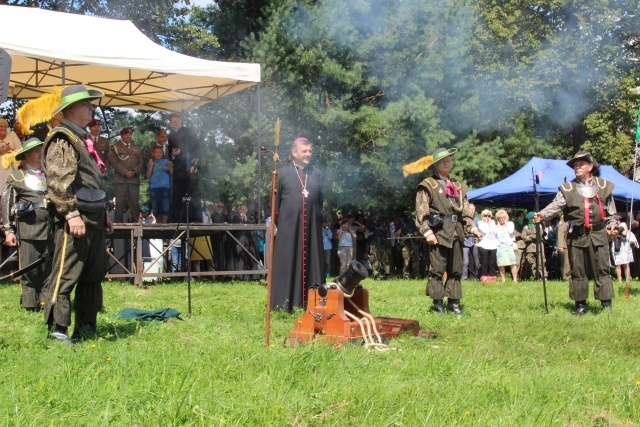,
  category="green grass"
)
[1,277,640,426]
